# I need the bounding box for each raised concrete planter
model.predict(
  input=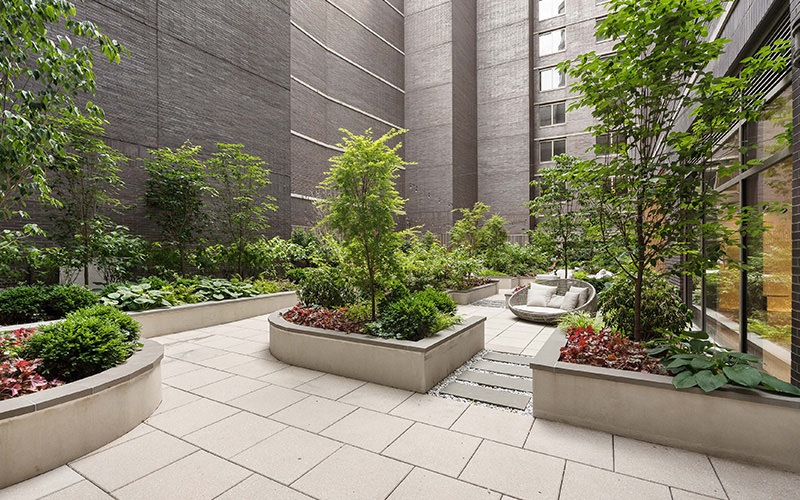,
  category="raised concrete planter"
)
[531,332,800,472]
[485,276,519,289]
[0,339,163,488]
[269,311,485,392]
[131,291,298,338]
[447,281,499,305]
